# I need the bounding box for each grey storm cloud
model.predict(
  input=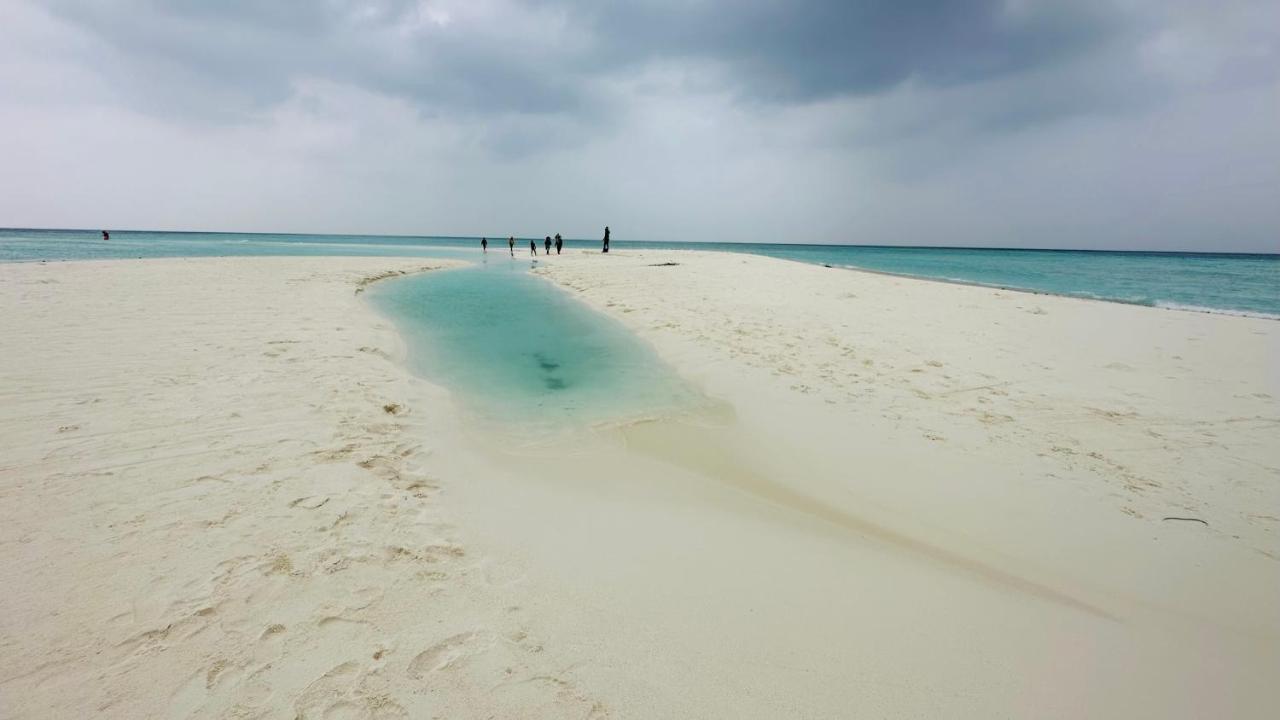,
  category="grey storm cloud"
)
[44,0,586,119]
[579,0,1123,100]
[5,0,1279,250]
[47,0,1127,121]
